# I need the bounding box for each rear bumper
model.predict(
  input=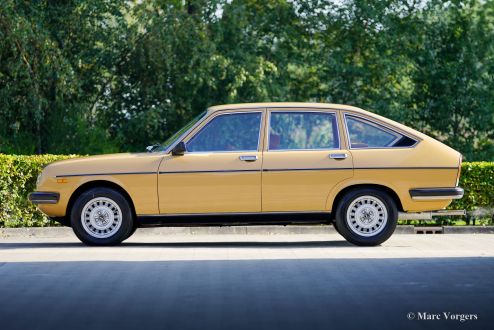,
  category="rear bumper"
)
[28,192,60,204]
[409,187,464,200]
